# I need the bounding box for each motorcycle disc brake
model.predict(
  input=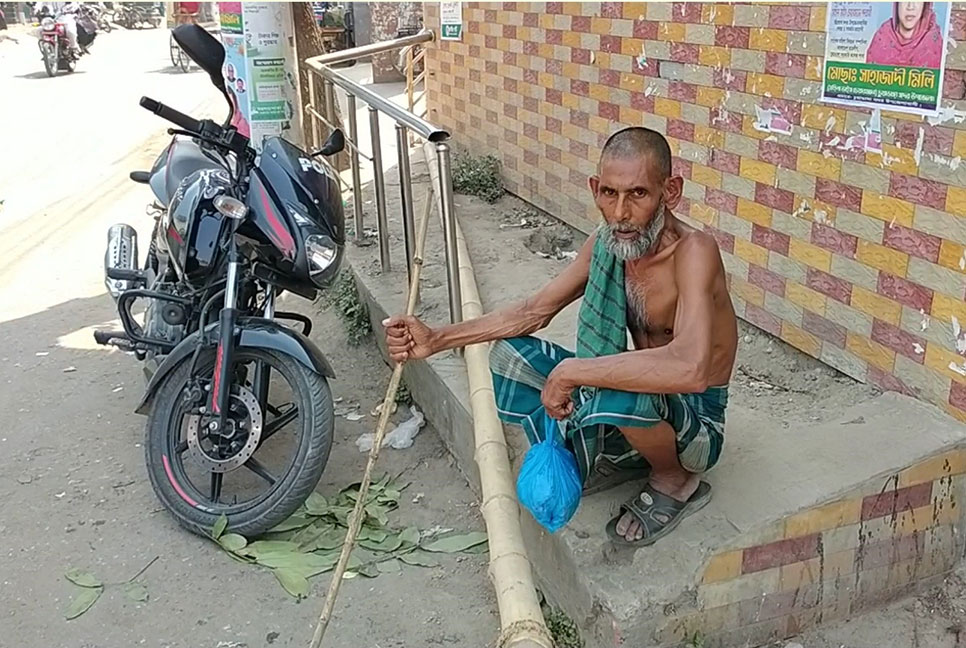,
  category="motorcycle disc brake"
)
[185,385,263,473]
